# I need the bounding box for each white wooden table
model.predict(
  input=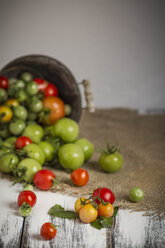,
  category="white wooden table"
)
[0,172,165,248]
